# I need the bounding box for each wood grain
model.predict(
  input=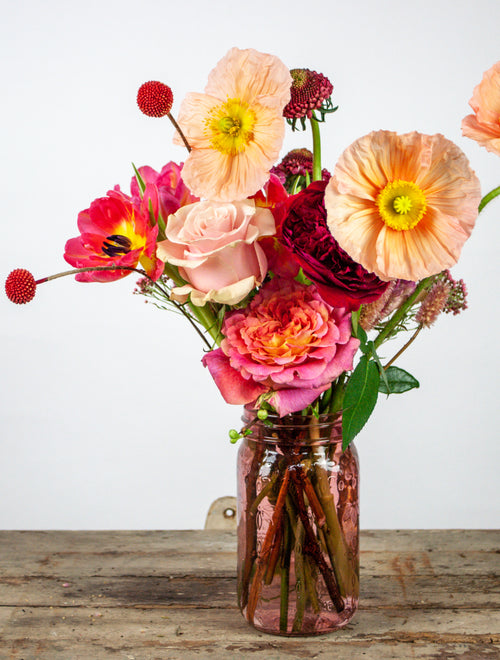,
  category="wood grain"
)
[0,530,498,659]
